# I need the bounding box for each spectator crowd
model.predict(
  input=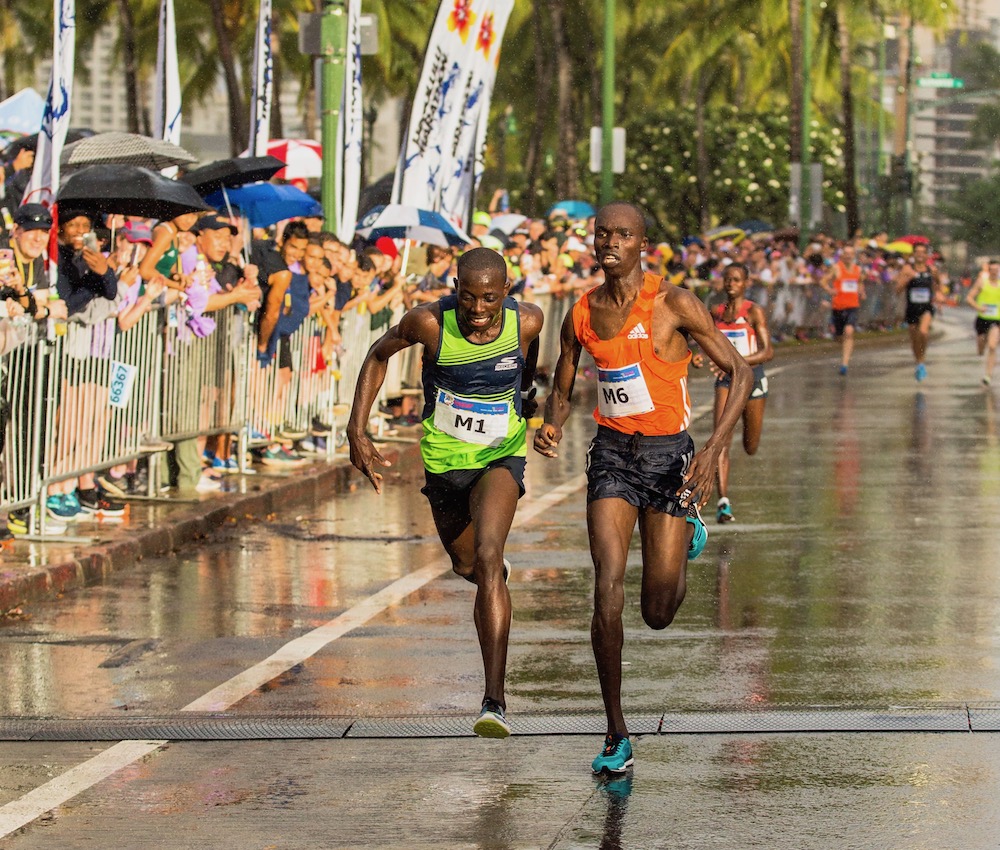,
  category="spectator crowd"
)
[0,133,967,540]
